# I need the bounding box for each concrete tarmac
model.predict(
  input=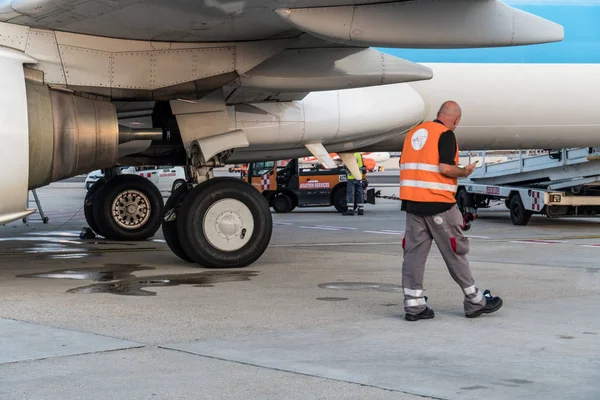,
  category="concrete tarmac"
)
[0,183,599,399]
